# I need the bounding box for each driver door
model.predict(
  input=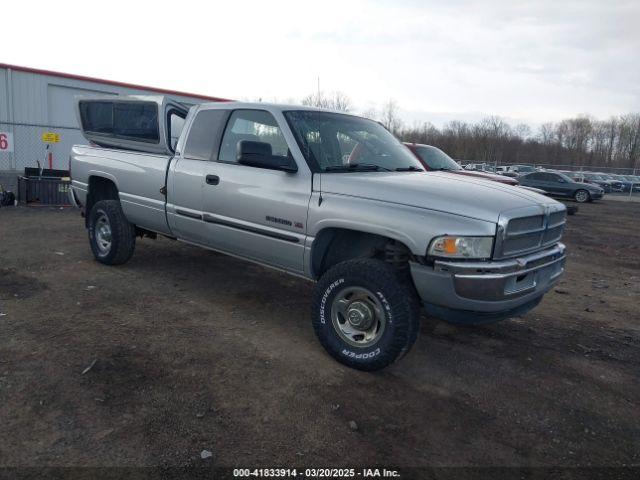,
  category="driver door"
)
[543,173,569,196]
[200,109,311,274]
